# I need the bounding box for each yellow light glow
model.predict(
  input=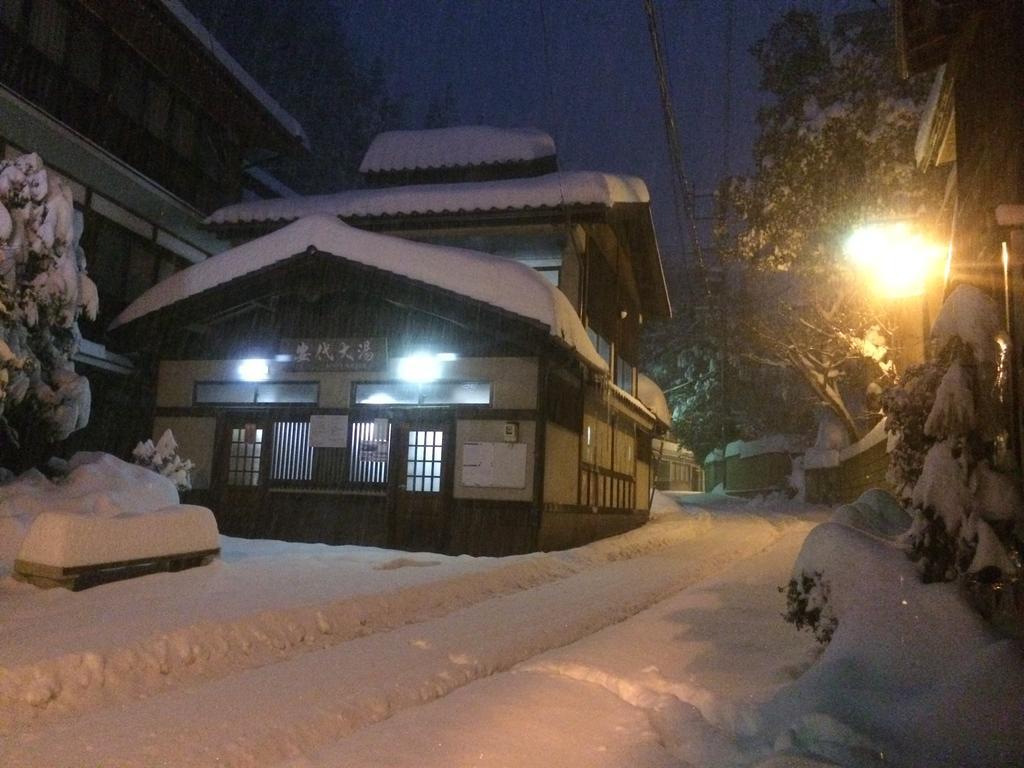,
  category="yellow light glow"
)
[844,222,943,298]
